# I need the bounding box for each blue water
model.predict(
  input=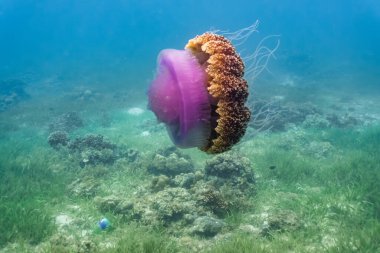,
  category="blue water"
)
[1,0,379,90]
